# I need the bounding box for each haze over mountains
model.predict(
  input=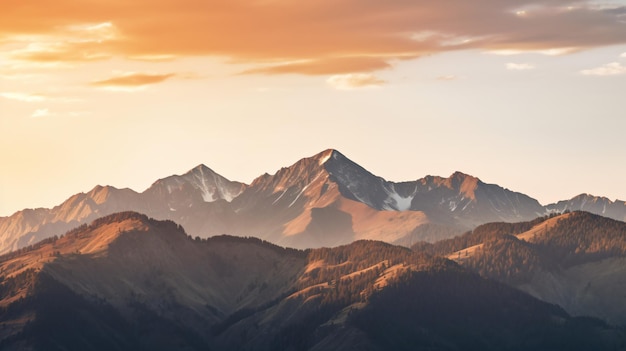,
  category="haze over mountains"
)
[1,149,625,254]
[2,149,626,350]
[426,211,626,326]
[1,212,622,351]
